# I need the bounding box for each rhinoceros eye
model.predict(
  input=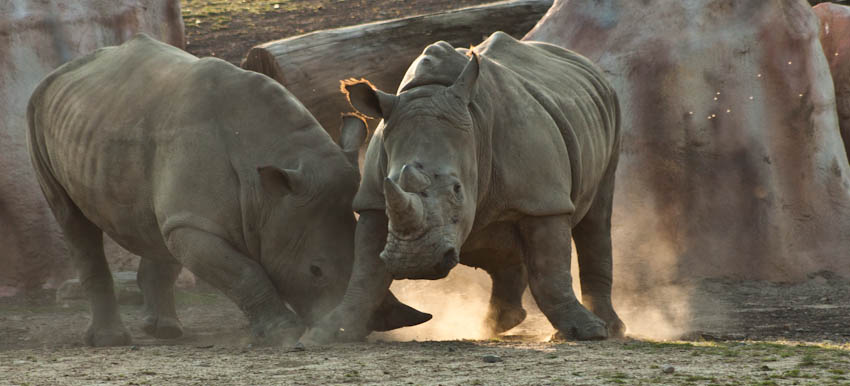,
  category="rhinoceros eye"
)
[310,265,323,277]
[453,184,462,194]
